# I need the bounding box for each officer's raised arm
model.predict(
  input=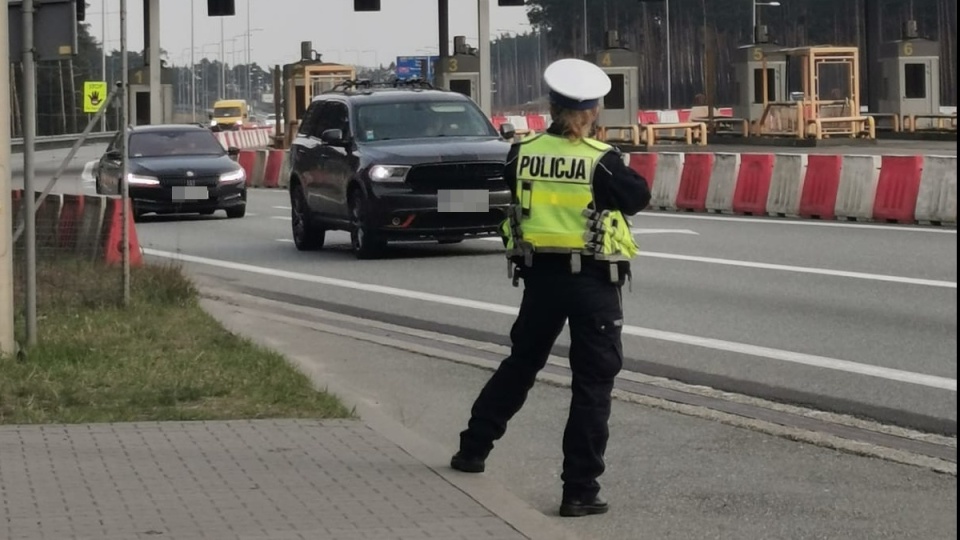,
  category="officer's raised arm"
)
[592,151,652,216]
